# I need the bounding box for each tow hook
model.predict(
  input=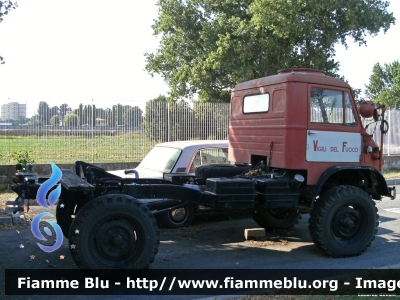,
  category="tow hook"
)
[389,186,396,200]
